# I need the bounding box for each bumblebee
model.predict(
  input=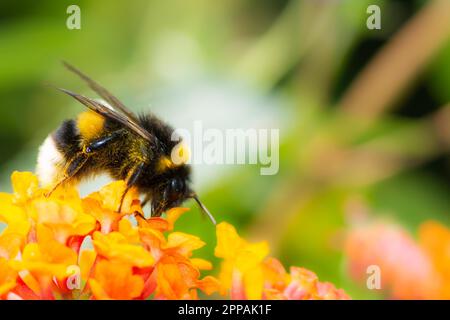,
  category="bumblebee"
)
[36,62,215,223]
